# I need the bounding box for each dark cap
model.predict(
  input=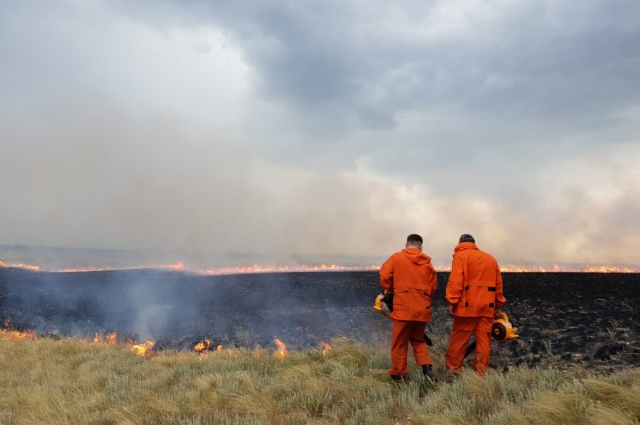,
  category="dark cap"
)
[459,234,475,243]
